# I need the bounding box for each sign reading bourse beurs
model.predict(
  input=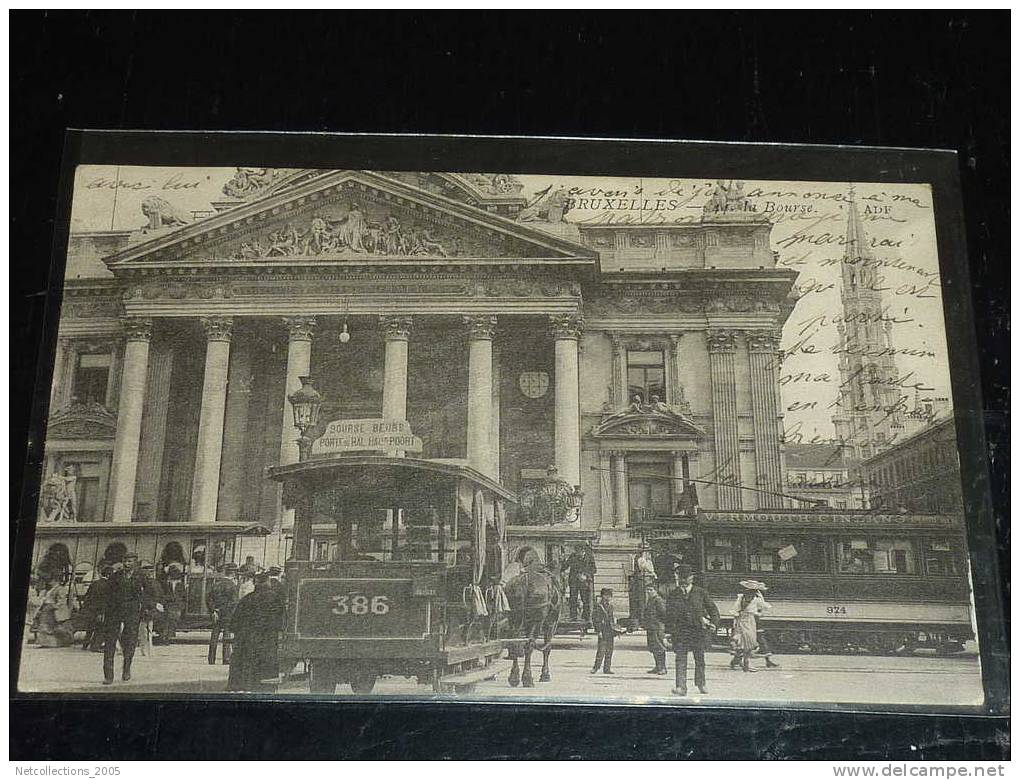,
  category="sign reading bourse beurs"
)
[311,418,424,455]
